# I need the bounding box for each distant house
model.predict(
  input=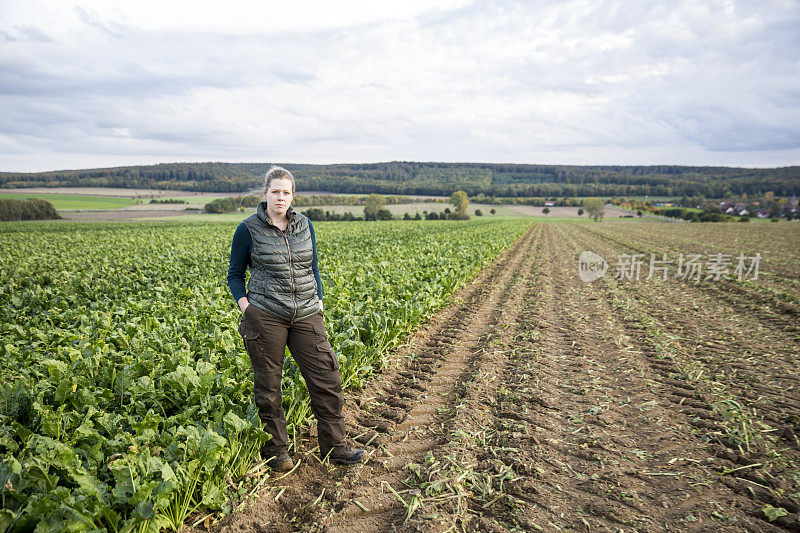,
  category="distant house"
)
[727,203,748,216]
